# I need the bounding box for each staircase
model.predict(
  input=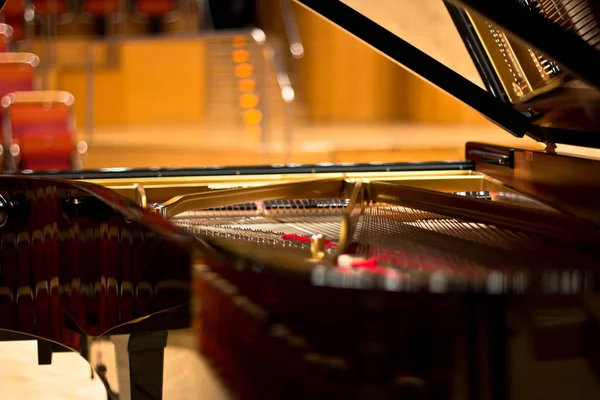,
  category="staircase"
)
[204,33,307,145]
